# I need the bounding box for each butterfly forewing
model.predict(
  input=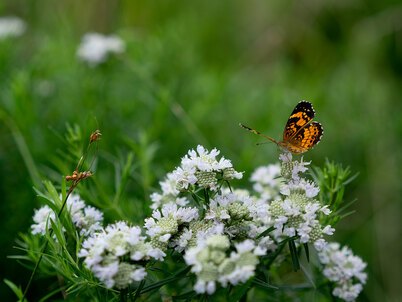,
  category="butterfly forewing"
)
[283,101,315,141]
